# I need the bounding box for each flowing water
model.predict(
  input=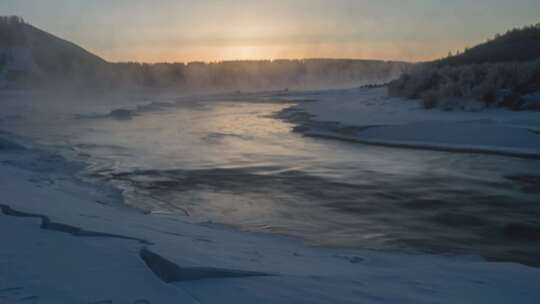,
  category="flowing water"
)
[3,97,540,266]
